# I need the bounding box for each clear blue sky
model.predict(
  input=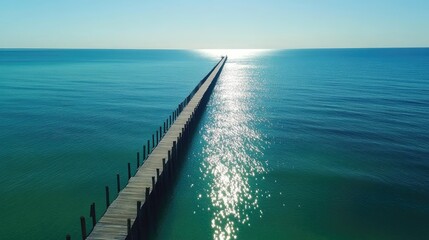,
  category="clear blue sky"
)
[1,0,428,49]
